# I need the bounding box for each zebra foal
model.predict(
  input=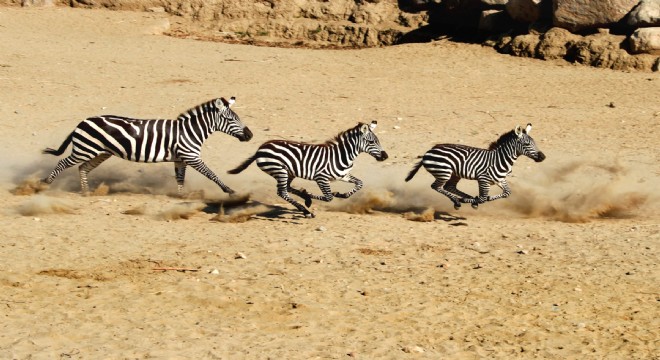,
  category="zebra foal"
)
[228,121,388,218]
[42,97,253,195]
[405,123,545,209]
